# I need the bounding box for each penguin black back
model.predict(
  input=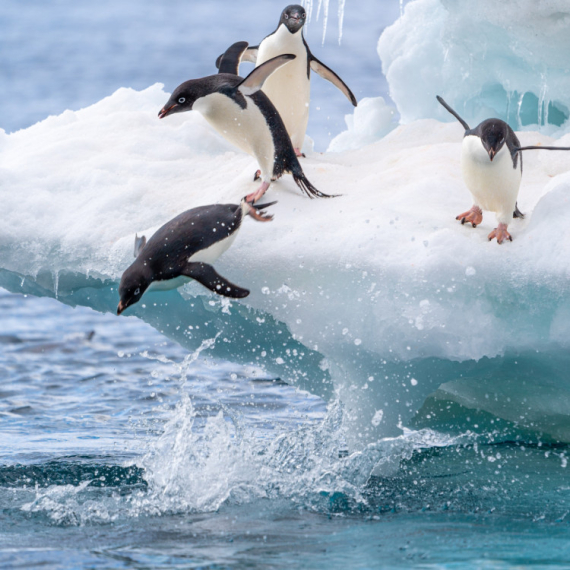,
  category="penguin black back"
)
[117,202,275,315]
